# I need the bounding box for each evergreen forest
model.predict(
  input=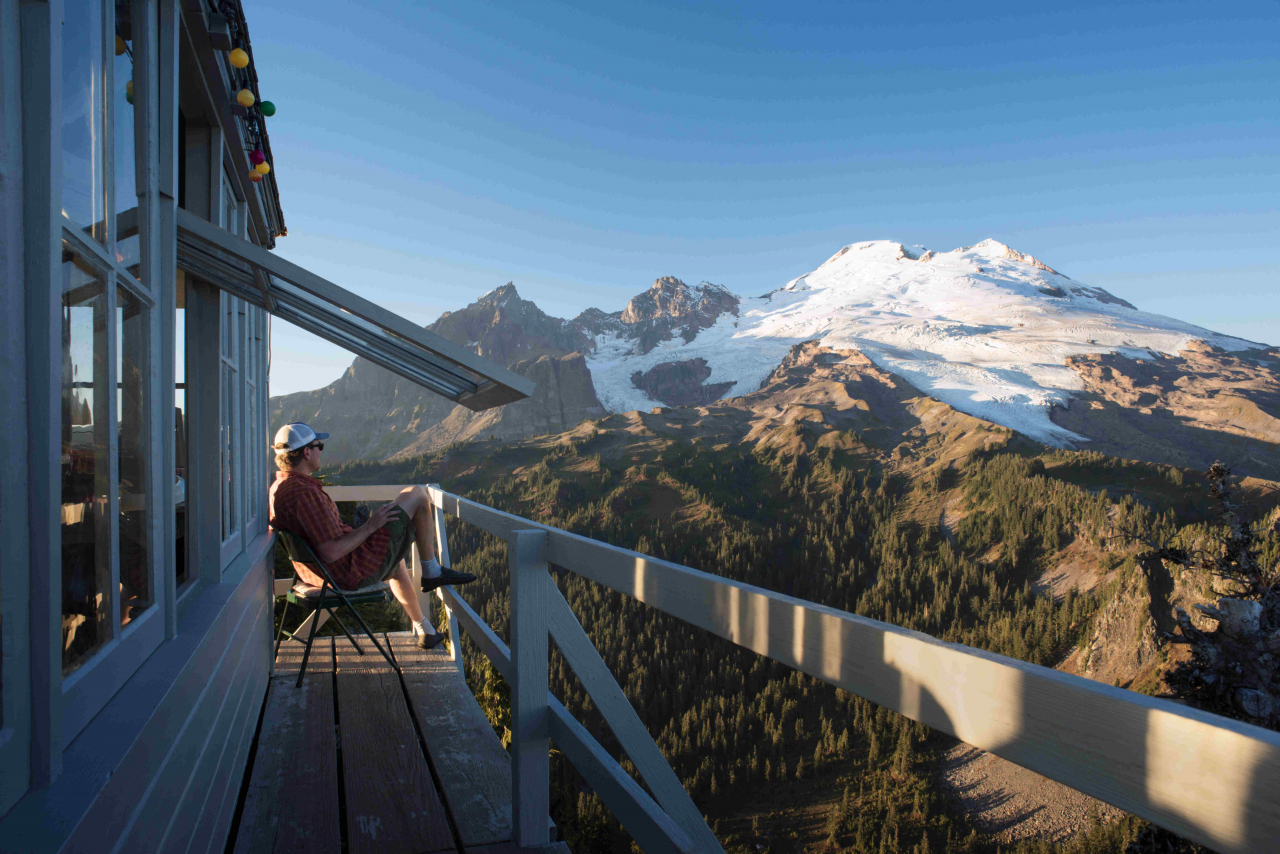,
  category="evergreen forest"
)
[303,426,1279,854]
